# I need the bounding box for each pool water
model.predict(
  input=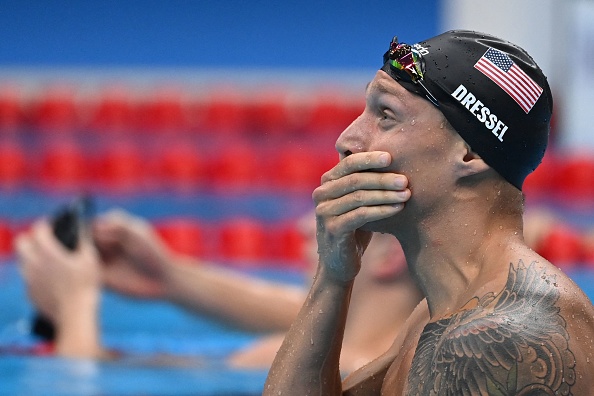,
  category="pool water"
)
[2,260,594,395]
[0,262,307,396]
[0,356,267,396]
